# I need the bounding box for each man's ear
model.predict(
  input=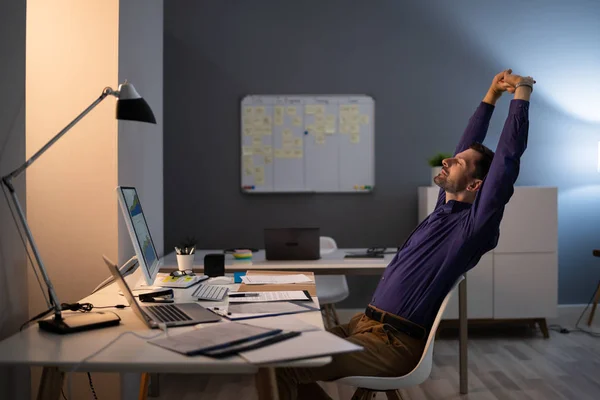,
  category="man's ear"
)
[467,179,483,192]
